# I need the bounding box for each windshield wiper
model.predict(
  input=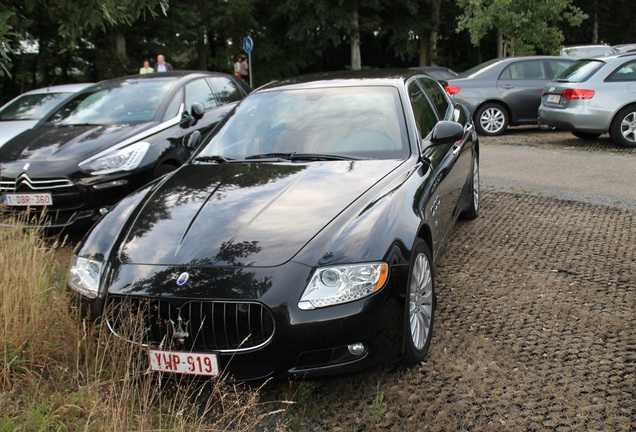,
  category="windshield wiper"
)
[245,152,294,160]
[289,153,363,161]
[194,155,236,164]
